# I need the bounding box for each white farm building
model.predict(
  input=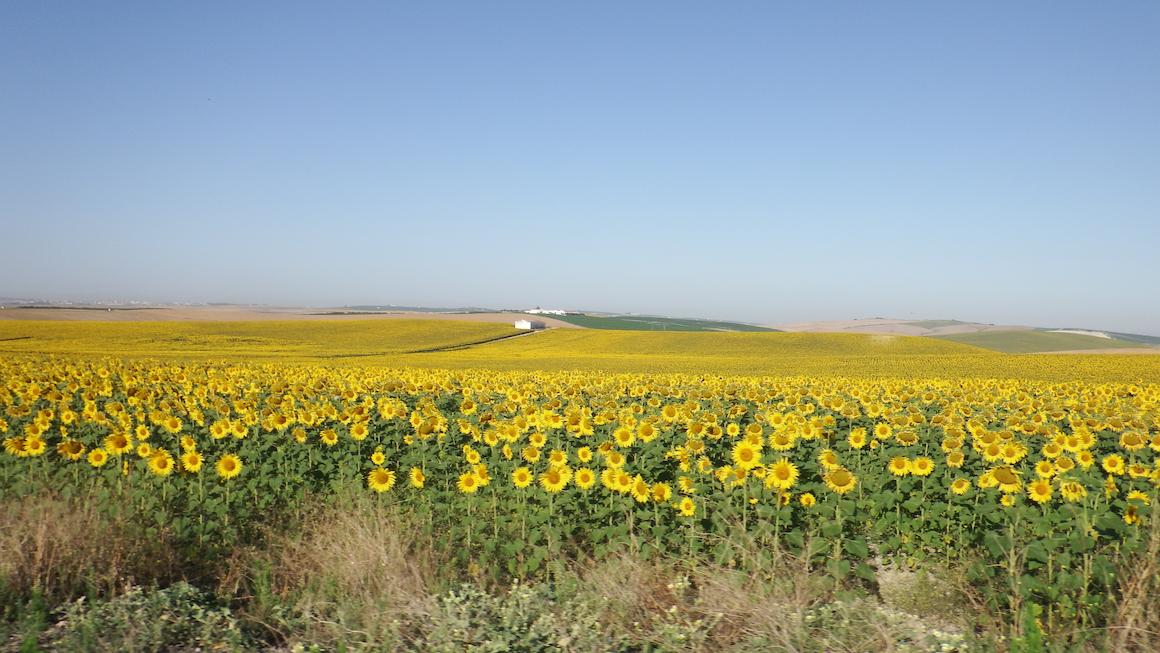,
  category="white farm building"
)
[514,319,546,330]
